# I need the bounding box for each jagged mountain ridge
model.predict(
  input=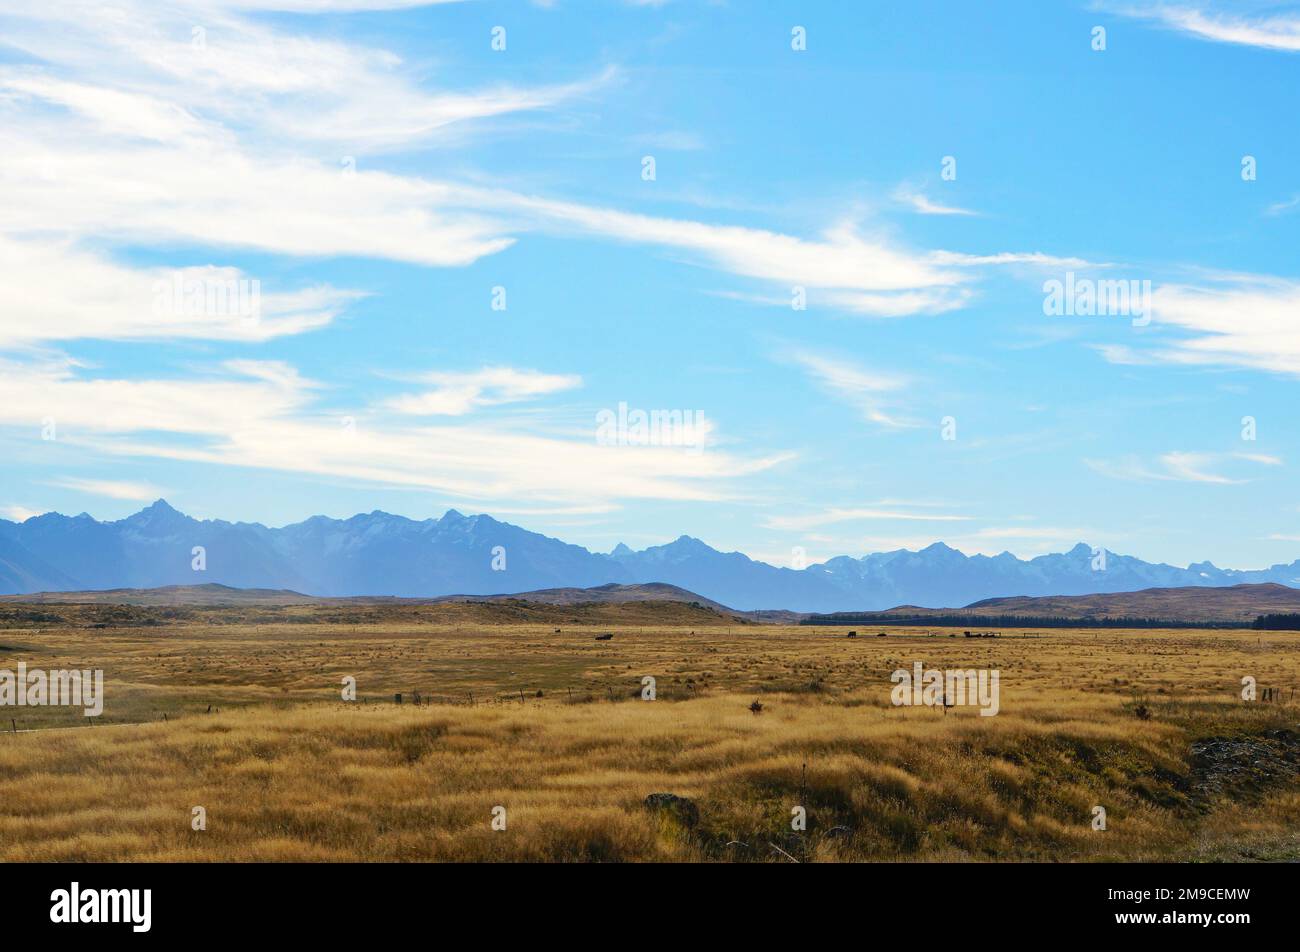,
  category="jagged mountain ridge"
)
[1,500,1298,611]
